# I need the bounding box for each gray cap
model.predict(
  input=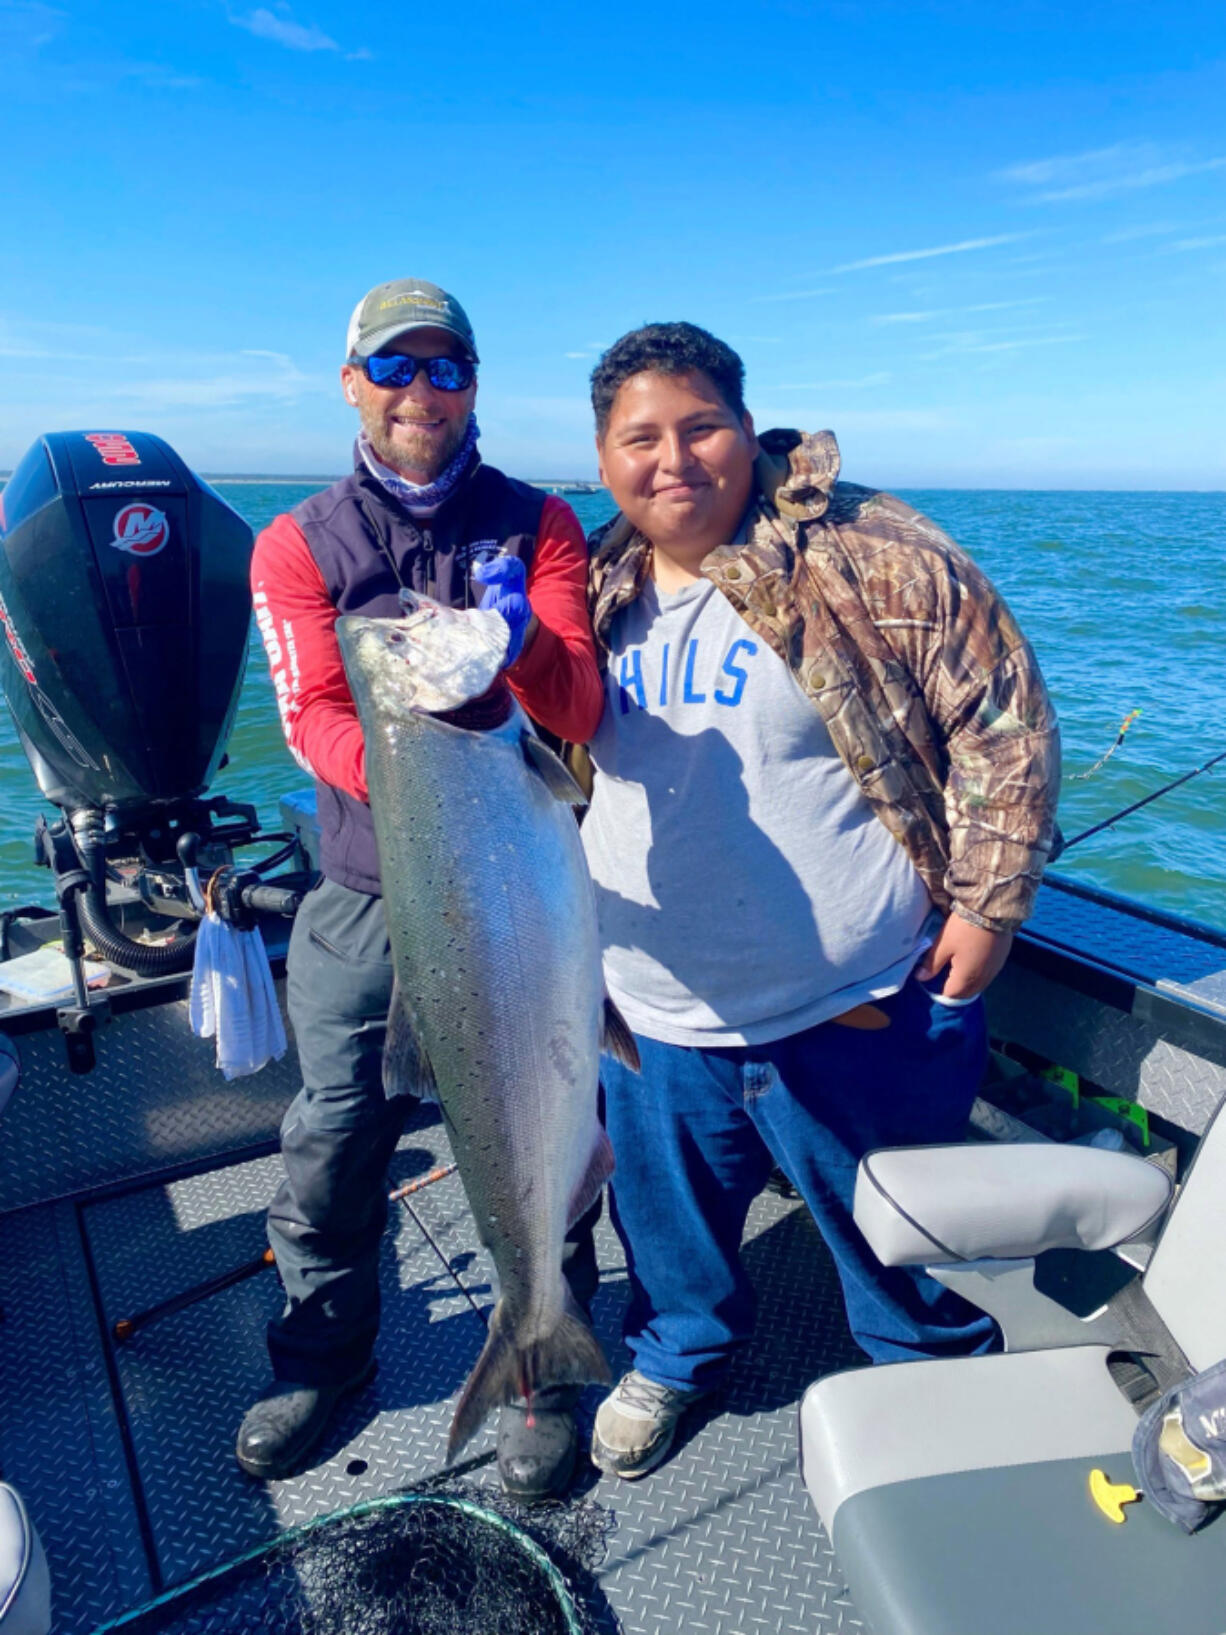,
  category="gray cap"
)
[345,279,478,363]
